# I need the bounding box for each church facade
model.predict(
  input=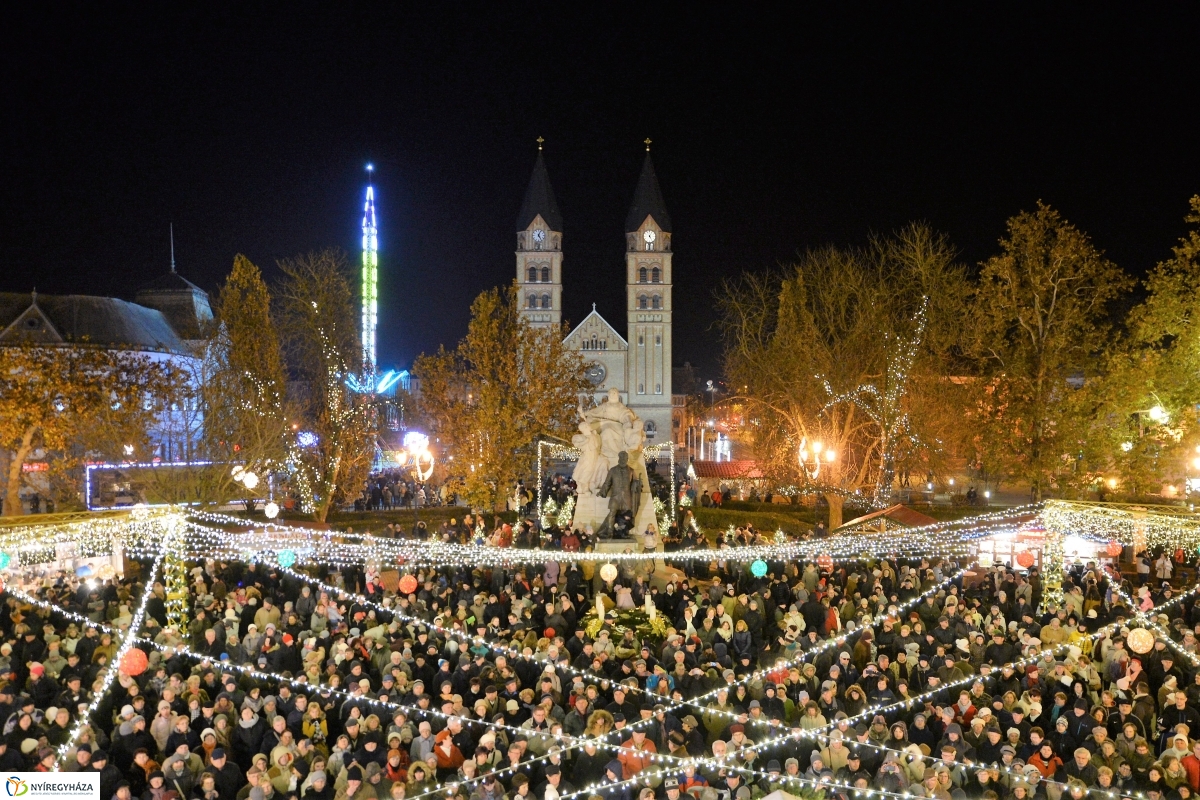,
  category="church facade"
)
[515,146,674,445]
